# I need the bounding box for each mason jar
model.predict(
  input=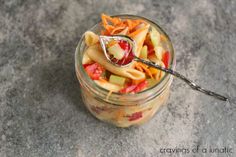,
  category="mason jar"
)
[75,15,175,127]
